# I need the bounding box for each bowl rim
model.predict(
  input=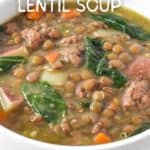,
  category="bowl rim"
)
[0,125,150,150]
